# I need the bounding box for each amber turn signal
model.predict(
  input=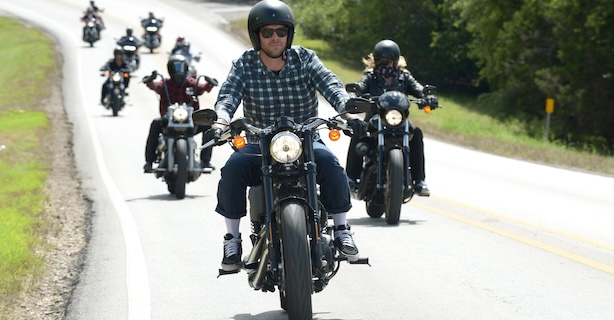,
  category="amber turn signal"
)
[329,129,341,141]
[233,136,246,149]
[424,106,432,113]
